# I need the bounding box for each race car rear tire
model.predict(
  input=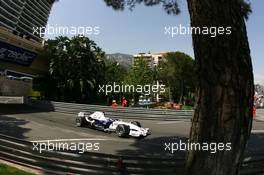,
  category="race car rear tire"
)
[131,121,141,127]
[76,117,85,127]
[116,124,130,137]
